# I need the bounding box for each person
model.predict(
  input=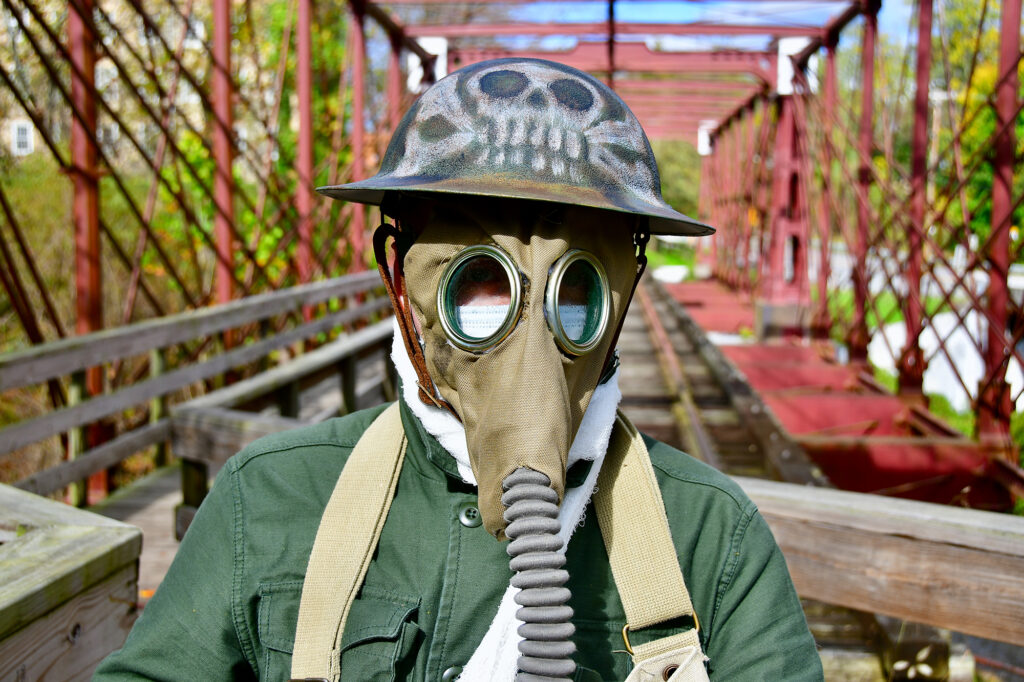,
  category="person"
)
[95,58,822,682]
